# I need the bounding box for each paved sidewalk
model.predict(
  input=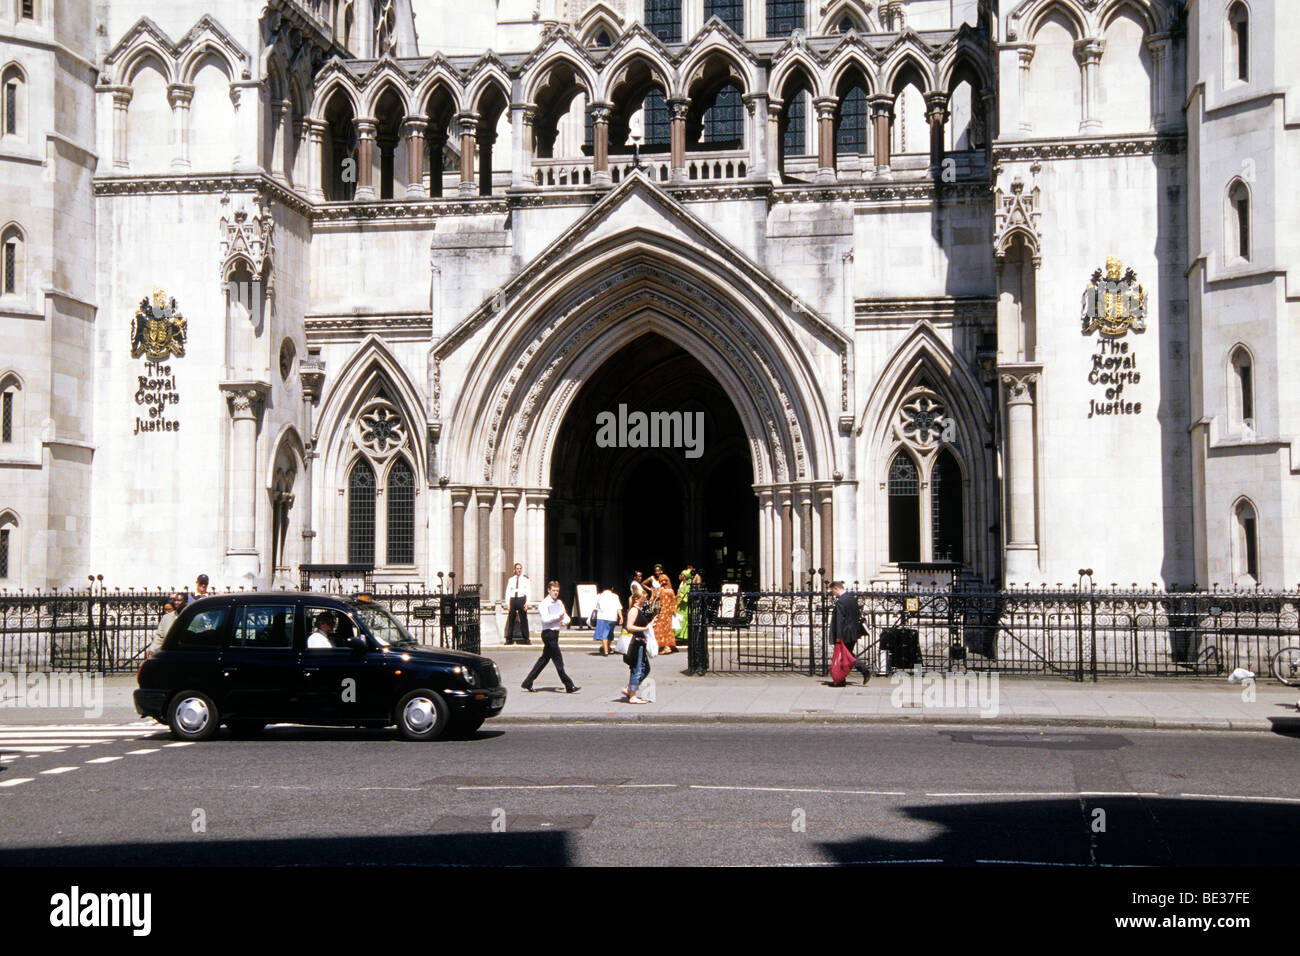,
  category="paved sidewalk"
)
[5,644,1299,732]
